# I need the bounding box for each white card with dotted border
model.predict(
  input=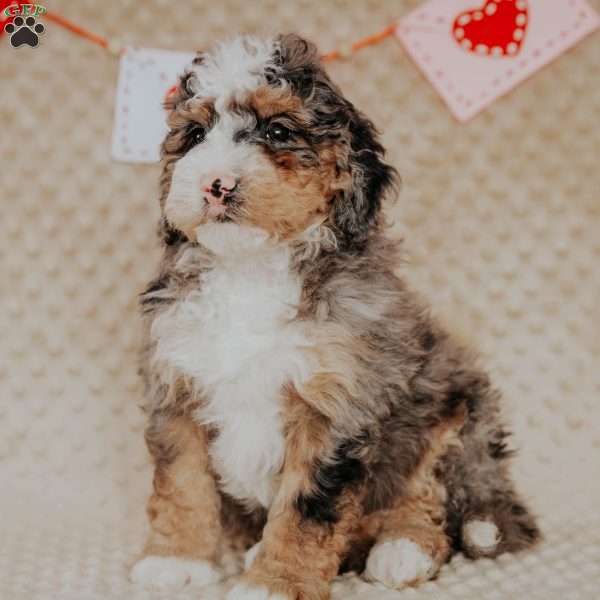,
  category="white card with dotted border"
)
[112,47,194,163]
[396,0,599,122]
